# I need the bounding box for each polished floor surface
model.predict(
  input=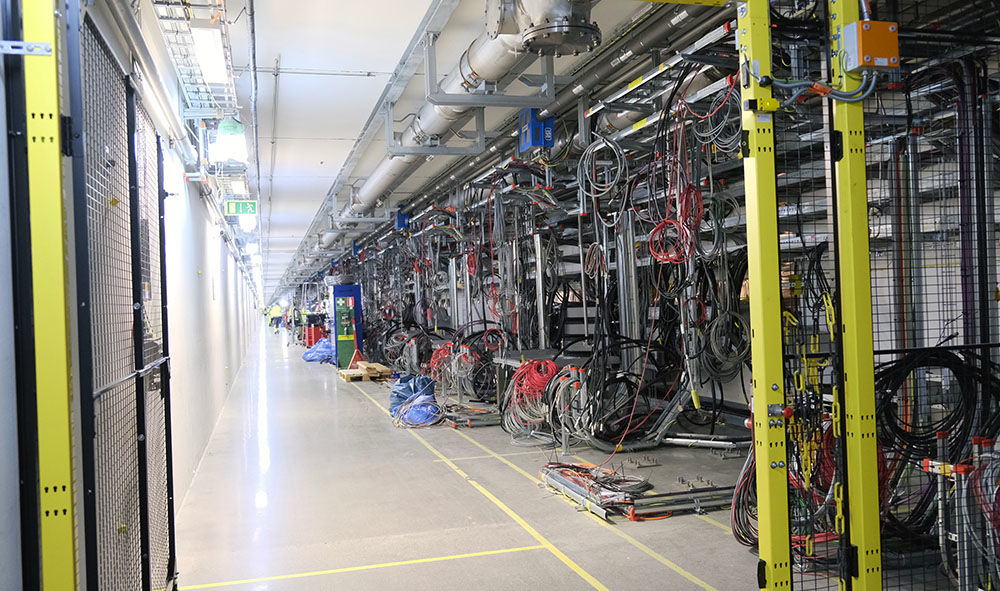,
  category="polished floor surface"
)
[175,326,758,590]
